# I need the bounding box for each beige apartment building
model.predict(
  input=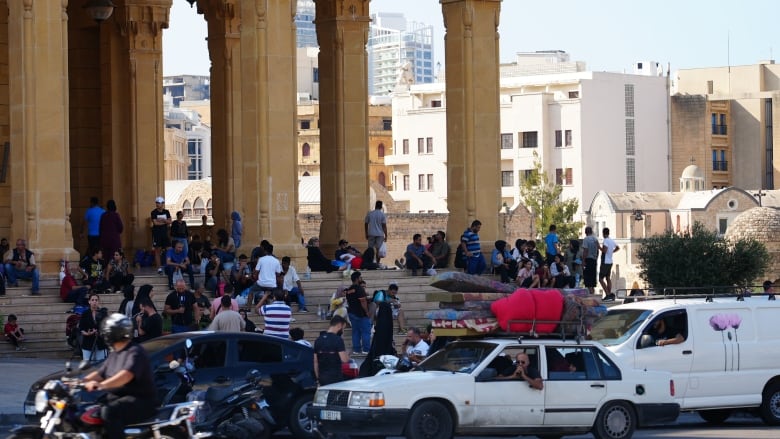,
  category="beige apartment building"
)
[674,61,780,191]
